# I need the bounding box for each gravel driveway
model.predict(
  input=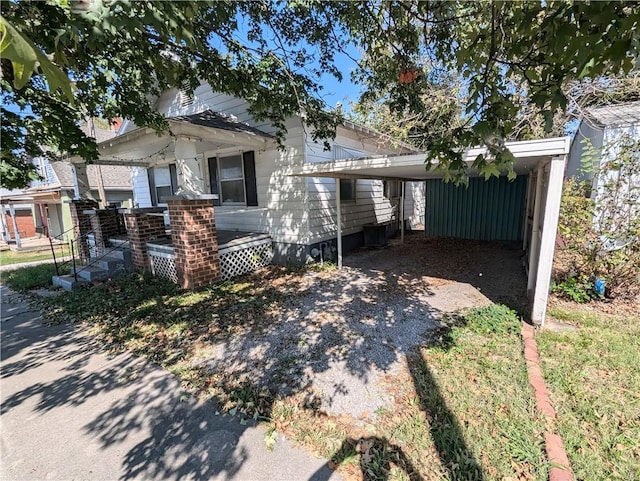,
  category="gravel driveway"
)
[195,234,529,421]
